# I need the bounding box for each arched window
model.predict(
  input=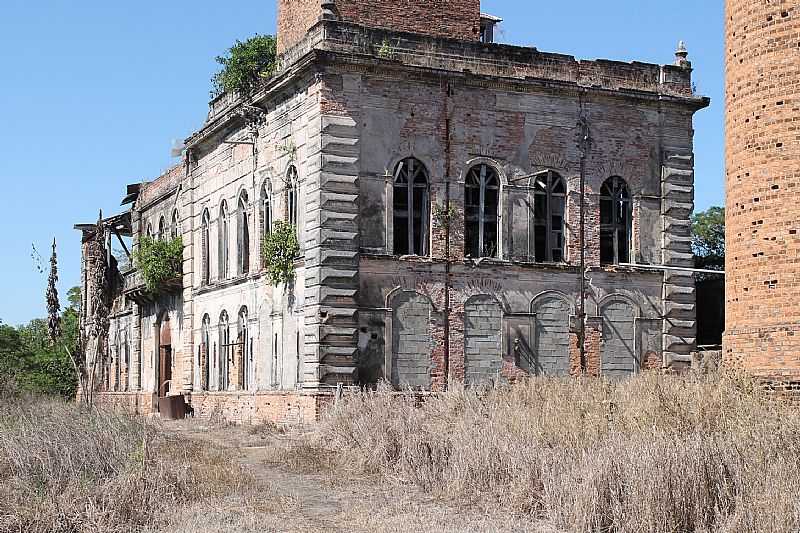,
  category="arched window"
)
[465,164,500,258]
[201,210,211,285]
[287,166,298,227]
[238,306,249,391]
[393,157,430,256]
[533,170,566,263]
[260,181,271,241]
[237,191,250,276]
[600,177,632,265]
[170,210,179,240]
[200,314,211,390]
[146,222,153,239]
[218,311,230,391]
[158,216,166,241]
[218,201,230,280]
